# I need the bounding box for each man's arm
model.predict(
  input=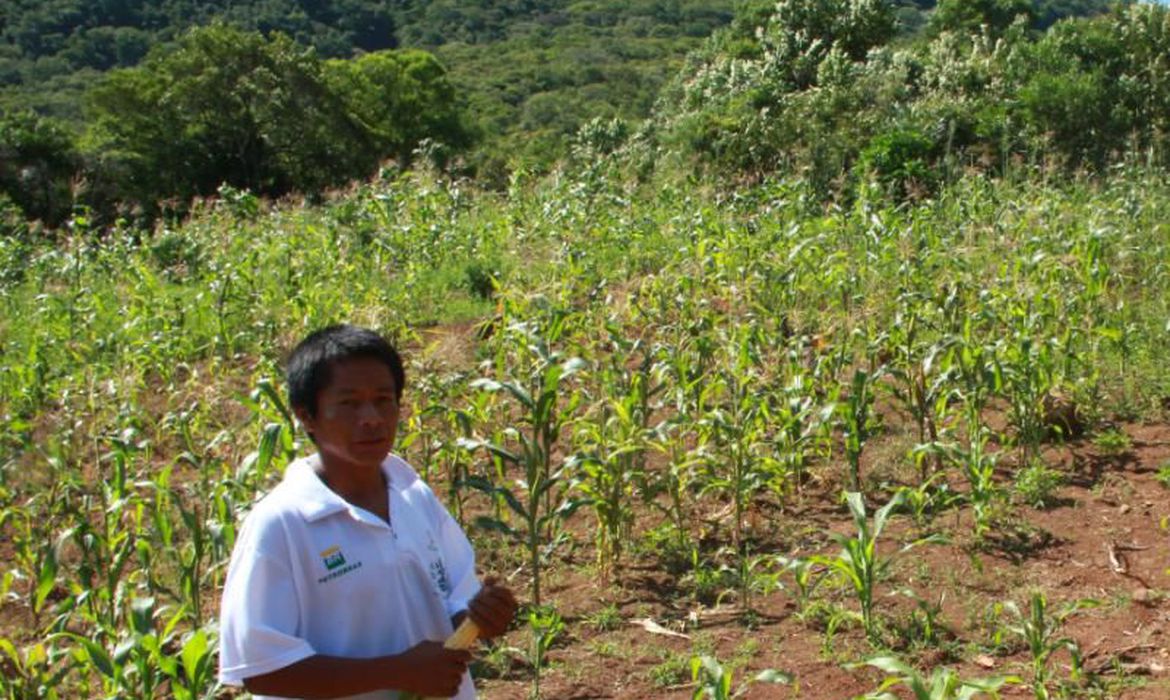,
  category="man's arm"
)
[243,641,471,699]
